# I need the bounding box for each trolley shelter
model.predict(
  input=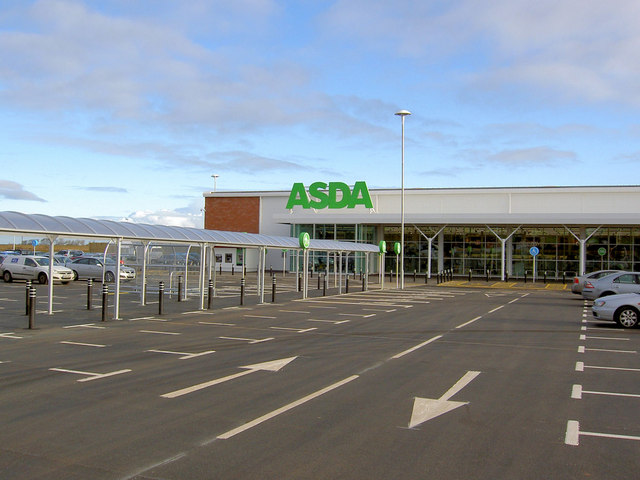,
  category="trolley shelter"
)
[0,211,379,319]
